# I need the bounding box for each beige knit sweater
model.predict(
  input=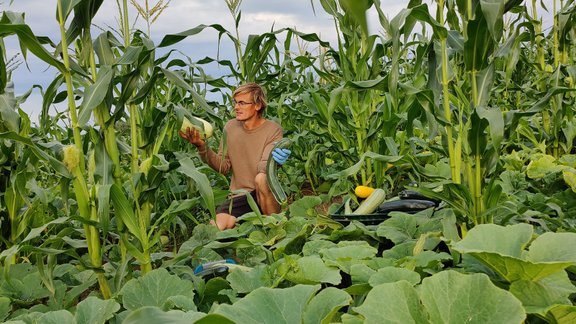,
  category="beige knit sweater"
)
[200,119,283,192]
